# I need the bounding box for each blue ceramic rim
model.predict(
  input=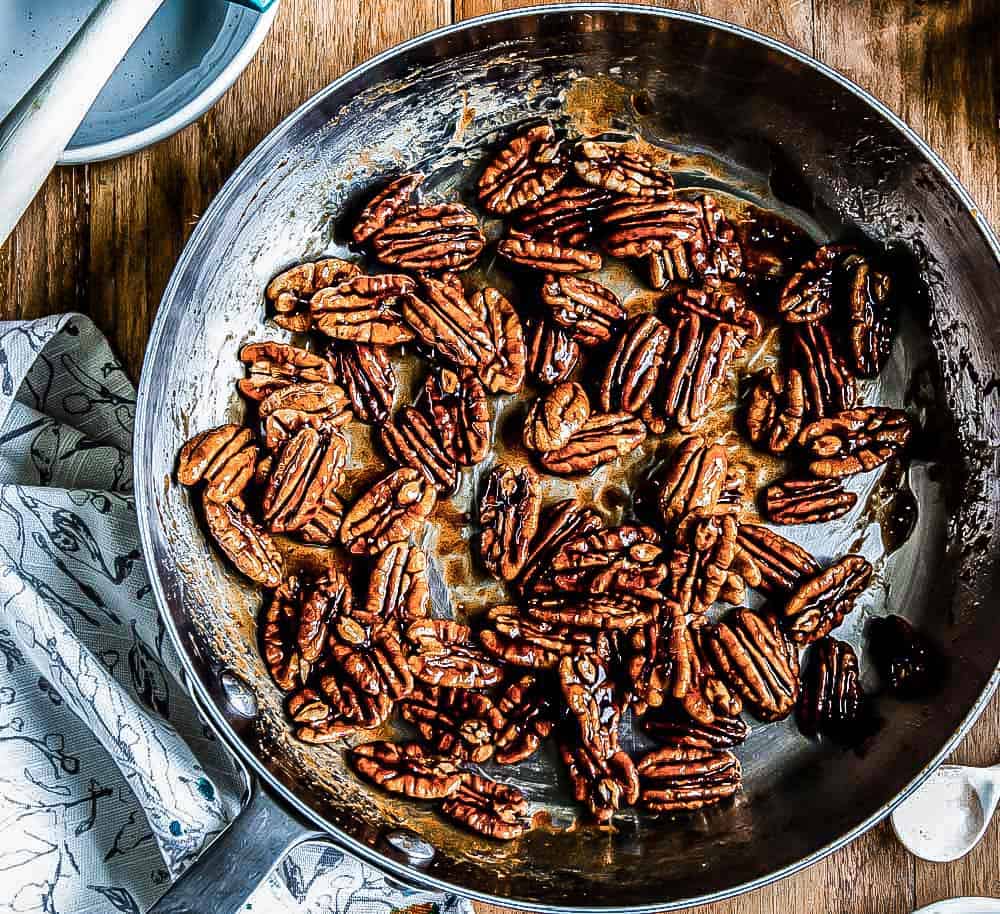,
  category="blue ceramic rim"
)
[57,1,279,165]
